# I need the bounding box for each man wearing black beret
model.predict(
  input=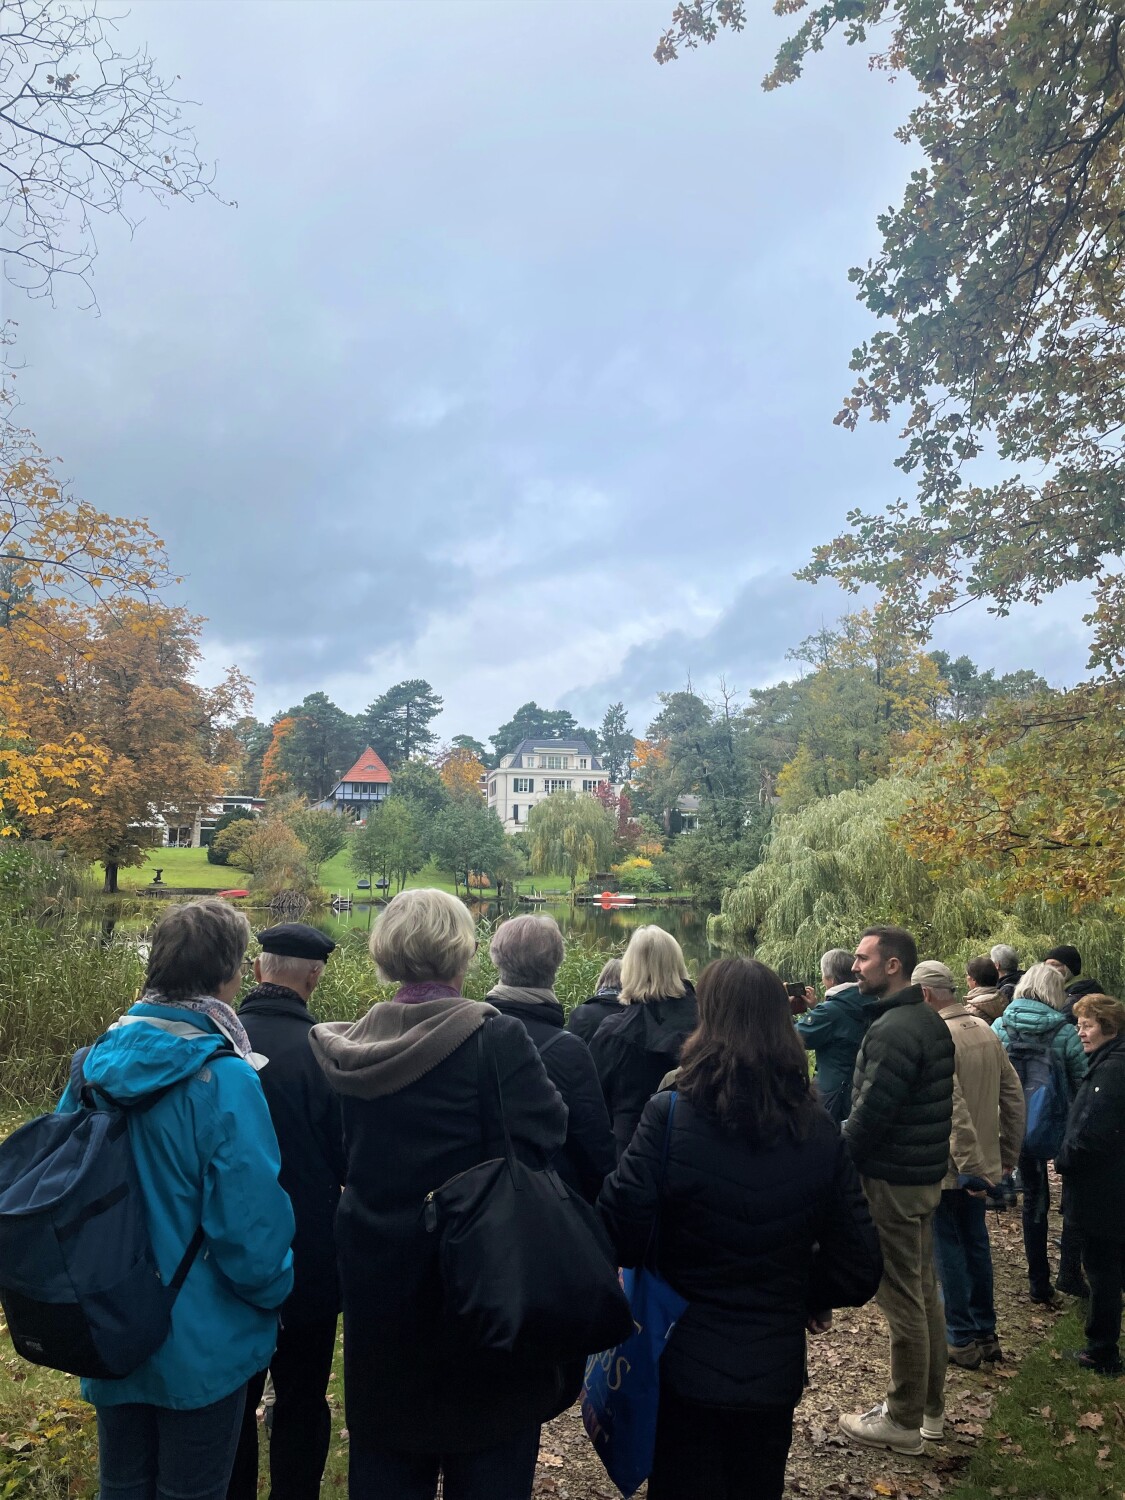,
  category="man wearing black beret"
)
[227,924,345,1500]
